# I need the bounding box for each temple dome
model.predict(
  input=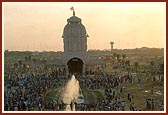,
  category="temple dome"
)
[67,16,81,23]
[62,15,88,38]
